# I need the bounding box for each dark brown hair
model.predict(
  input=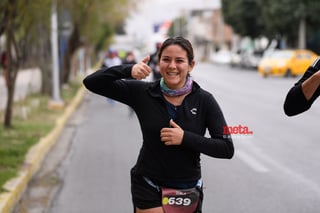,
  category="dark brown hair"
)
[158,36,194,65]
